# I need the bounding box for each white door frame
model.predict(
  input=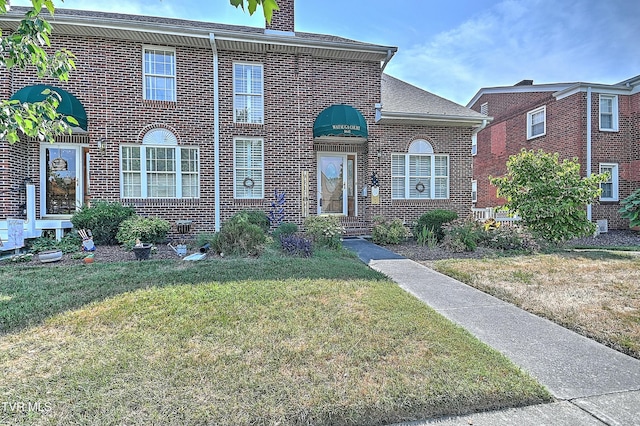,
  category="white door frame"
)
[40,143,85,218]
[316,152,357,216]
